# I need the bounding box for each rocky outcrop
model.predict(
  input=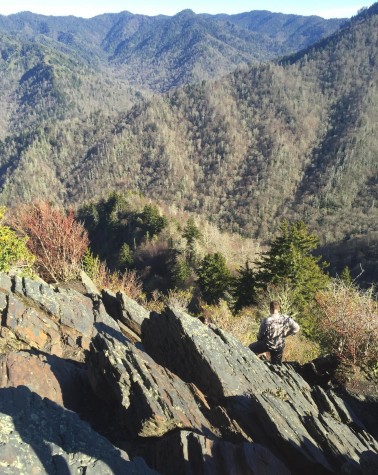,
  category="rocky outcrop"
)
[0,273,119,359]
[88,327,217,438]
[102,288,150,340]
[0,273,94,358]
[0,273,377,474]
[141,307,378,474]
[0,385,157,474]
[143,431,291,475]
